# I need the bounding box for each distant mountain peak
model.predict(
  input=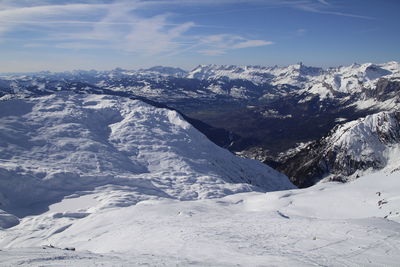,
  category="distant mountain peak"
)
[140,66,188,77]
